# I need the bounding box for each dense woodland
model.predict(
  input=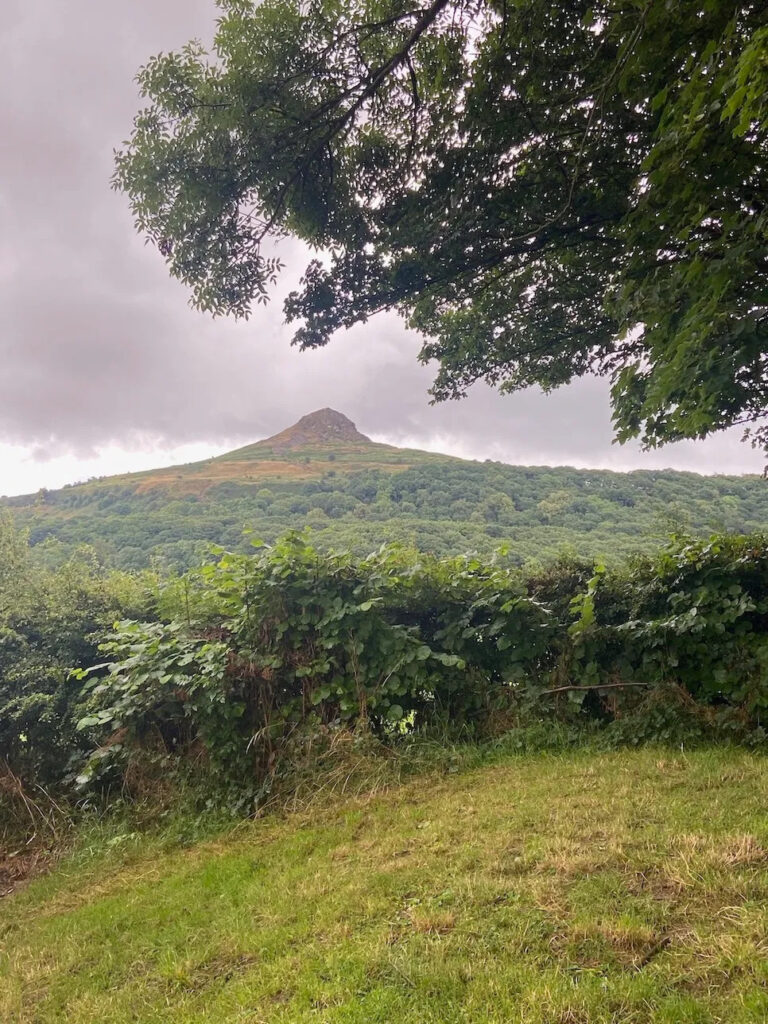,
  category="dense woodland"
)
[5,453,768,570]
